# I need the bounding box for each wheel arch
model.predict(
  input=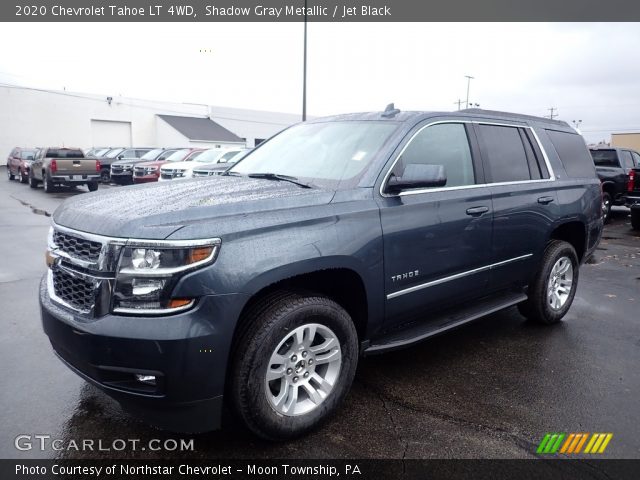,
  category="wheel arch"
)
[548,220,588,262]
